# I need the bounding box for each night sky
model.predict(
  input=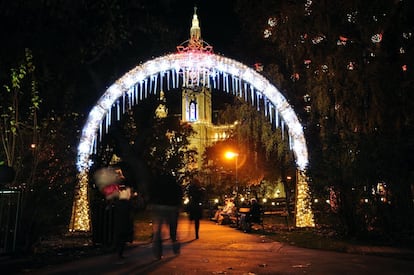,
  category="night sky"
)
[0,0,243,115]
